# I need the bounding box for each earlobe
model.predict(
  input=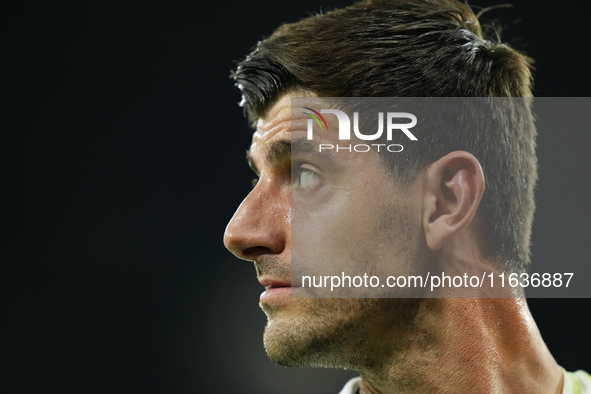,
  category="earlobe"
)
[423,151,485,251]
